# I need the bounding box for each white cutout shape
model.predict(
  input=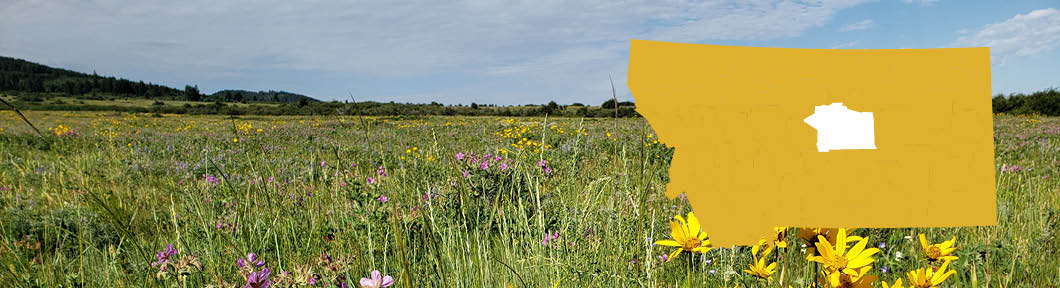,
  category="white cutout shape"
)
[803,103,876,152]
